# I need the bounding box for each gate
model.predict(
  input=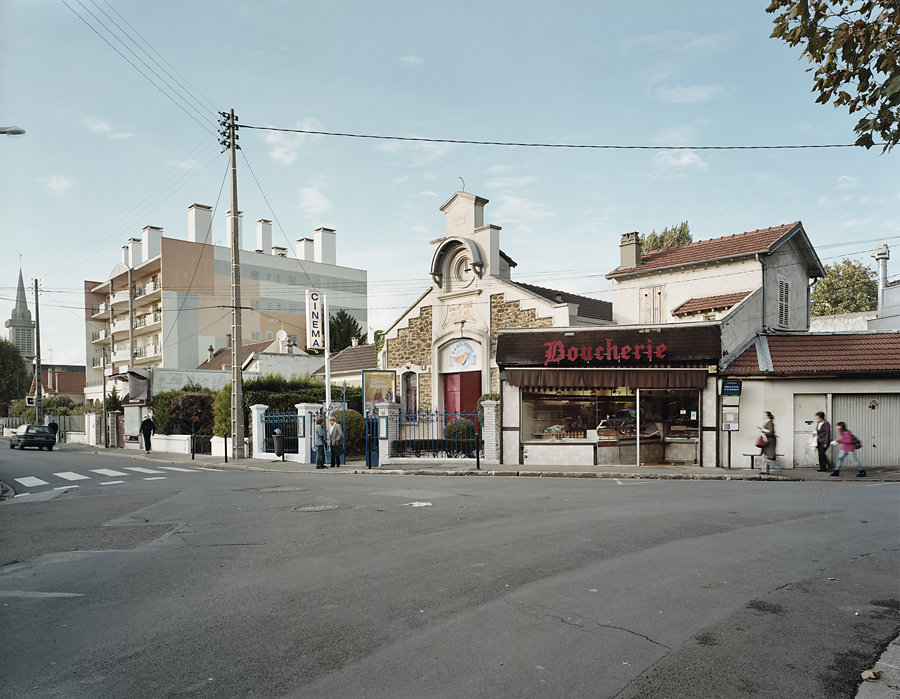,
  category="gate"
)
[262,411,302,454]
[833,393,900,468]
[391,410,483,464]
